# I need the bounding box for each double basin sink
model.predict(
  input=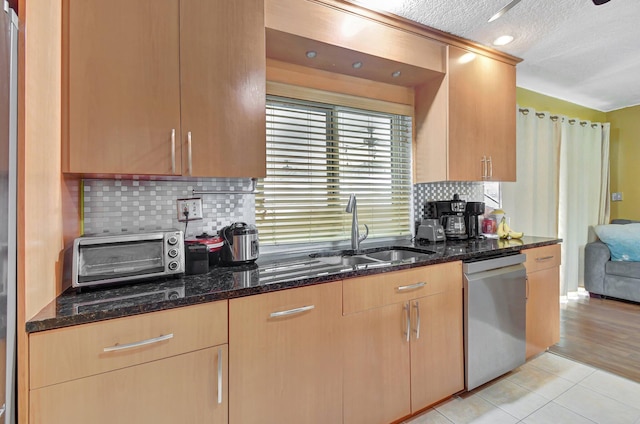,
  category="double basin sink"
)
[310,247,435,267]
[258,246,437,285]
